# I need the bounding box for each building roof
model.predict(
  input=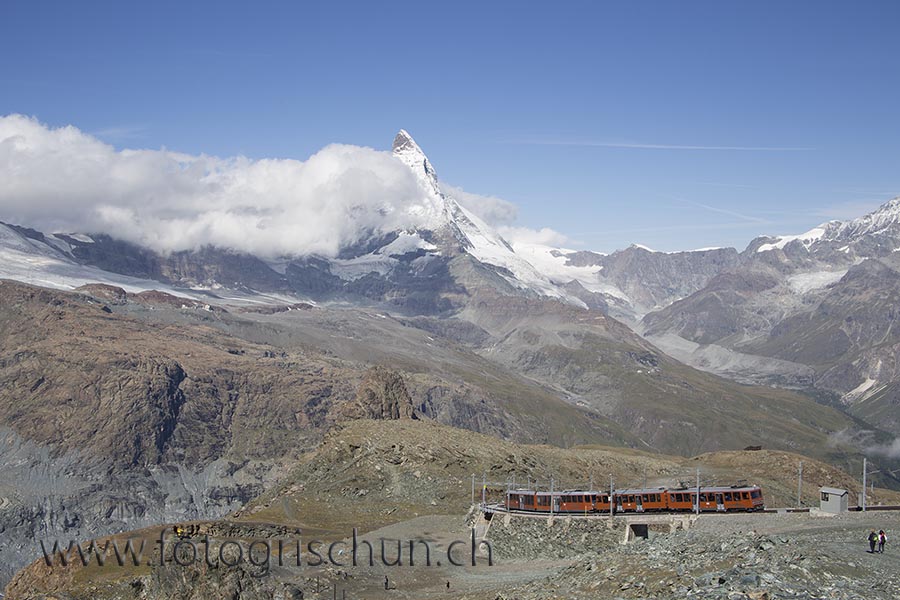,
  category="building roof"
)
[820,486,848,495]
